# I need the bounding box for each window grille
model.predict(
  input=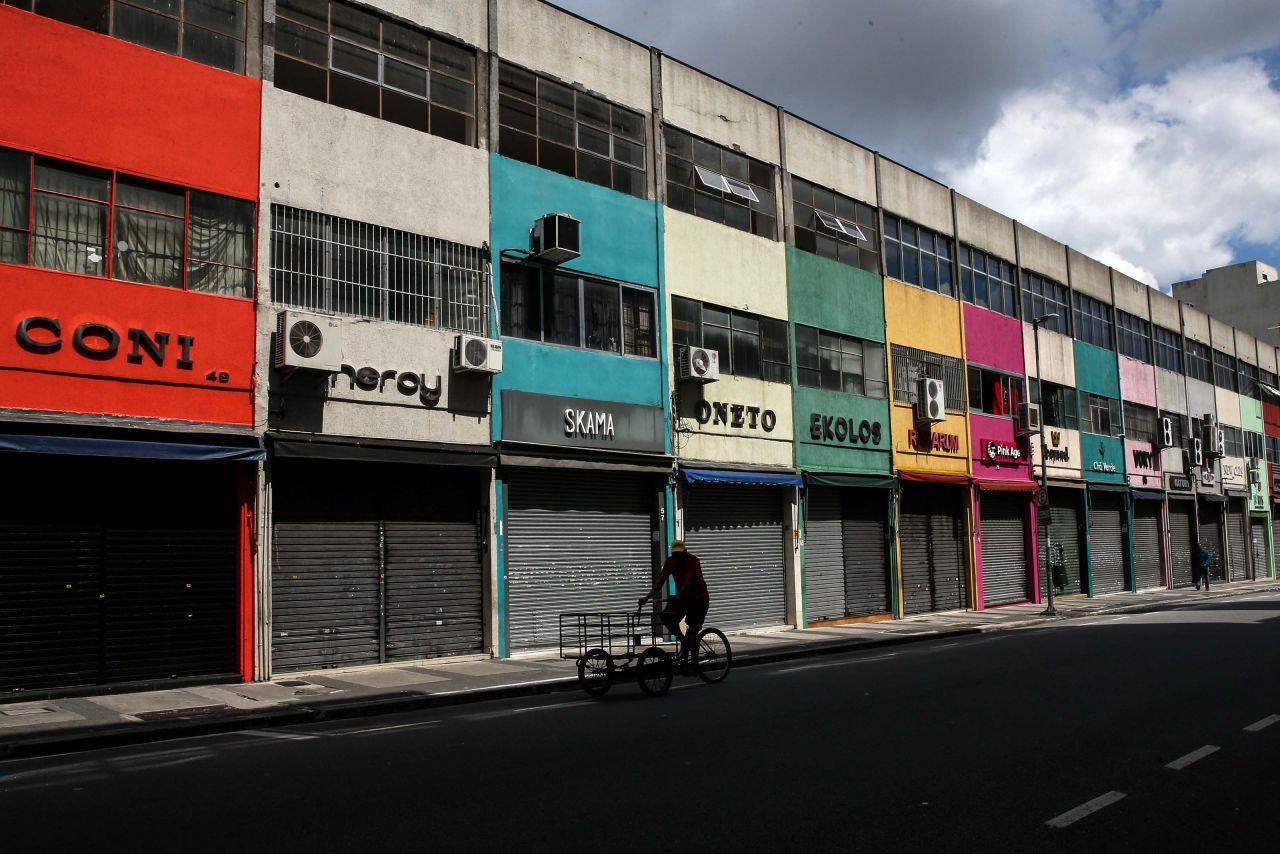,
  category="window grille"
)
[890,344,966,410]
